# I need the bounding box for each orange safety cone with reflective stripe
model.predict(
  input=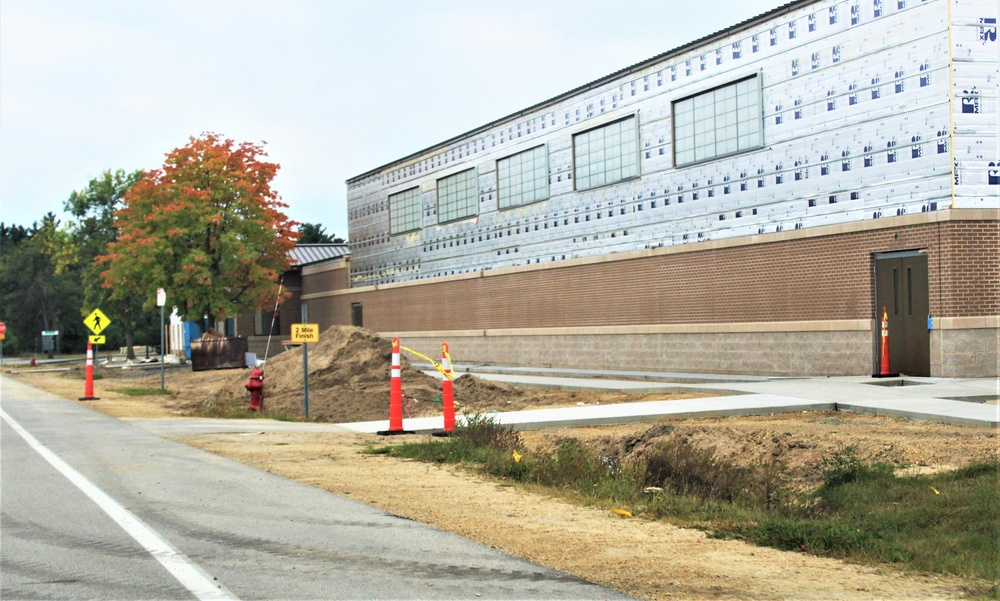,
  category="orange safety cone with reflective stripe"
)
[441,343,455,433]
[878,306,893,376]
[378,338,412,435]
[79,342,99,401]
